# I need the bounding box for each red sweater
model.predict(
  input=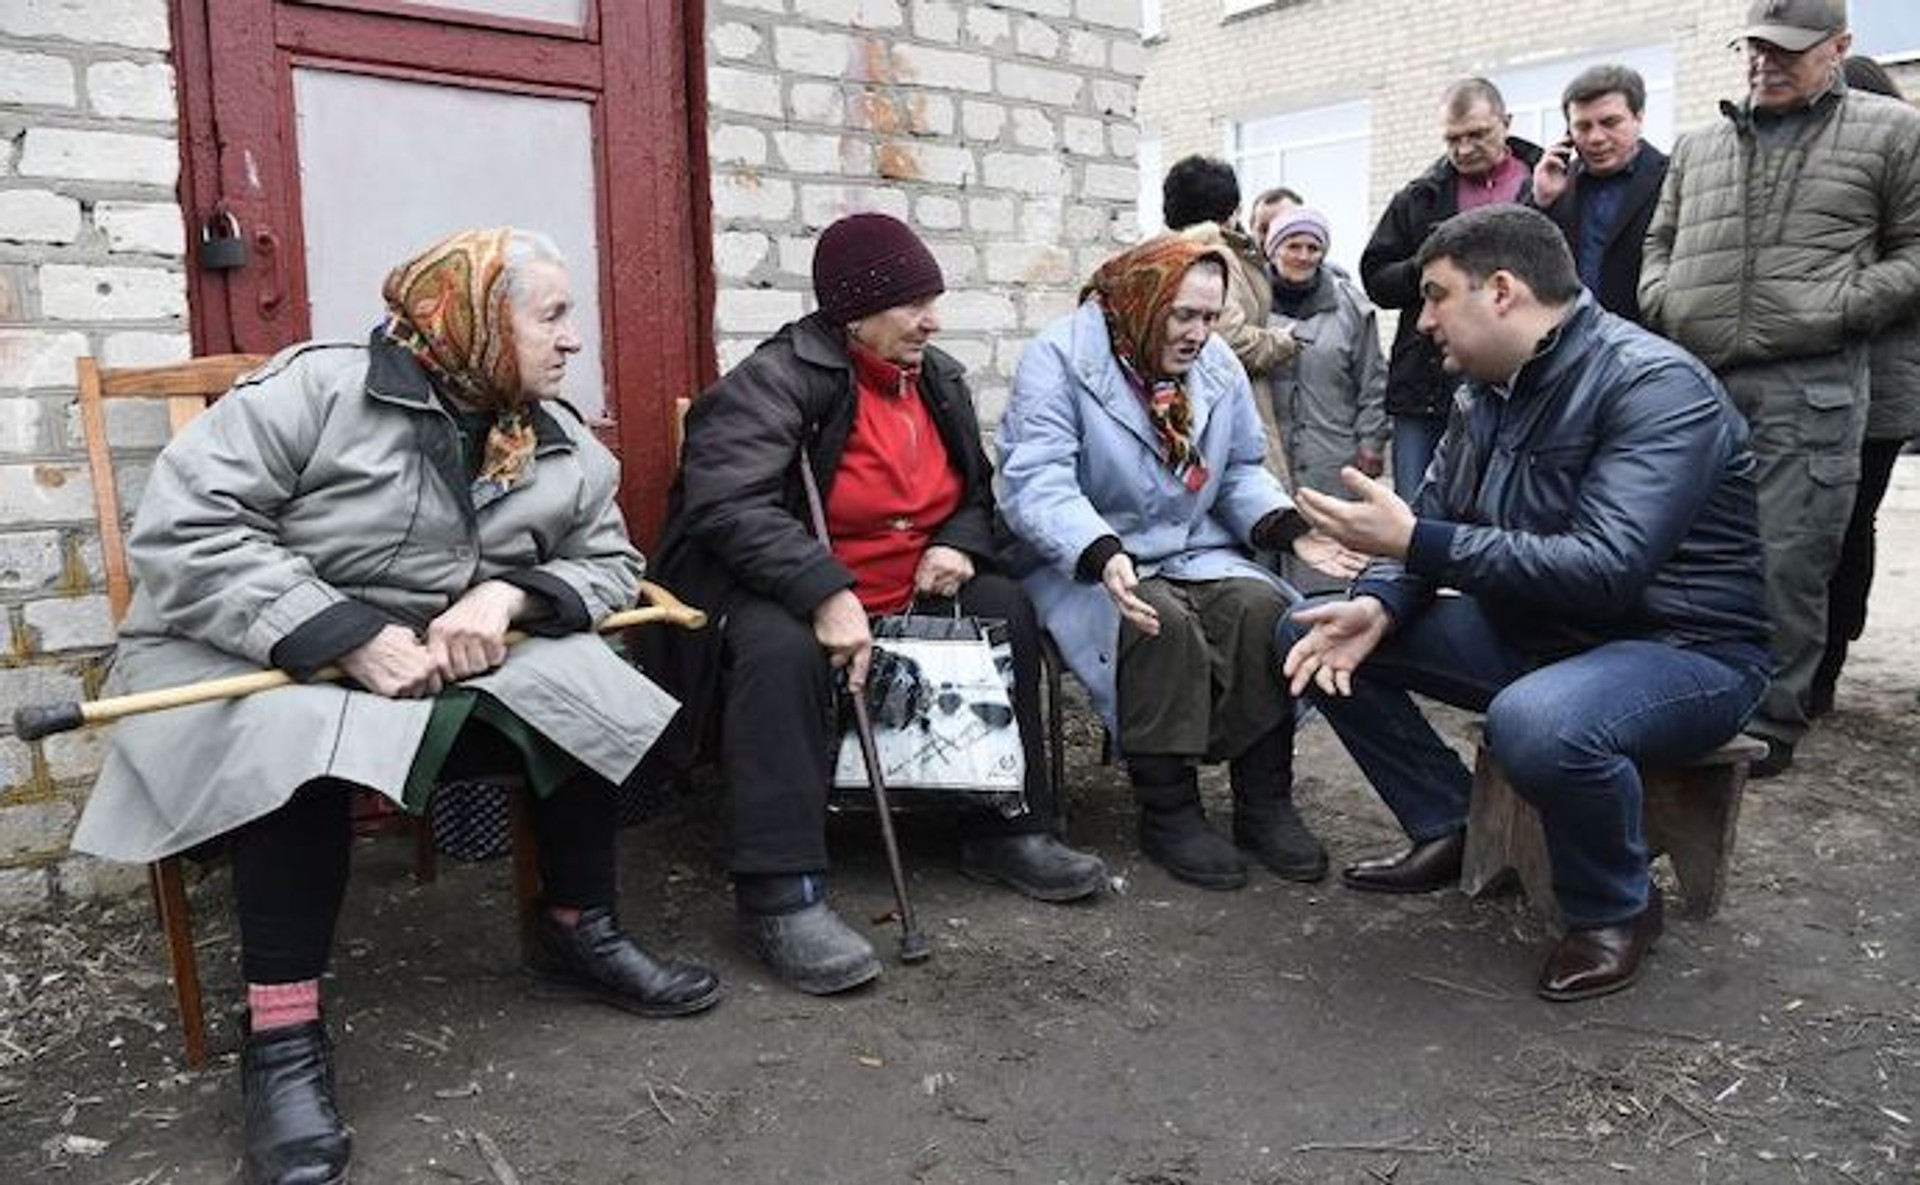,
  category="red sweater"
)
[827,344,964,614]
